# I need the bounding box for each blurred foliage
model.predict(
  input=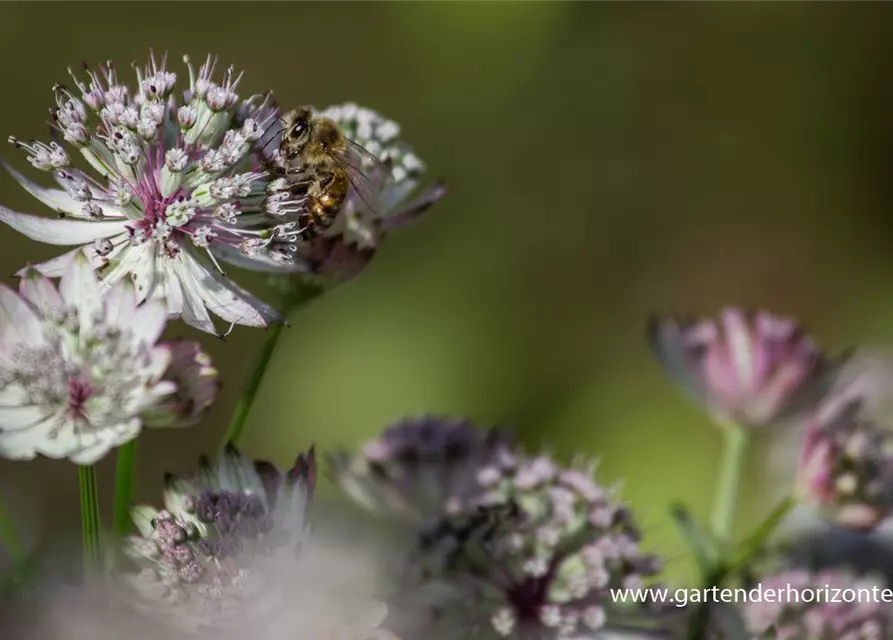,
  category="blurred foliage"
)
[2,2,893,586]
